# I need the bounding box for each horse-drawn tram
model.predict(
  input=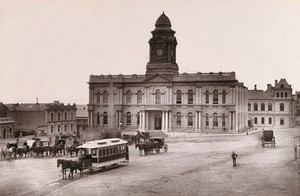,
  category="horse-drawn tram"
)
[76,138,129,171]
